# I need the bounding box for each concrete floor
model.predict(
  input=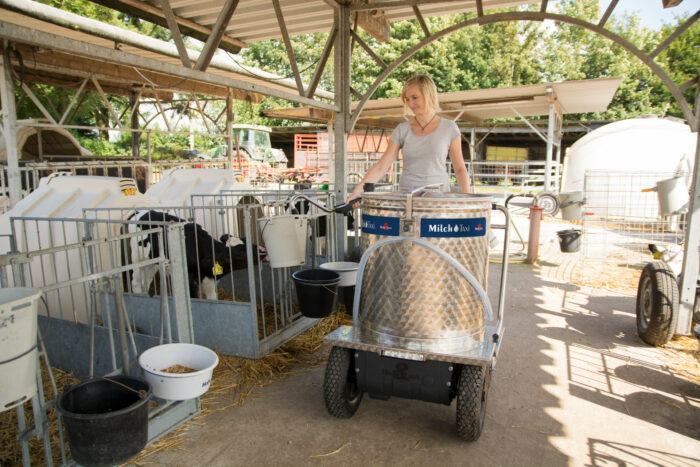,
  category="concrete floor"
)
[135,217,700,466]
